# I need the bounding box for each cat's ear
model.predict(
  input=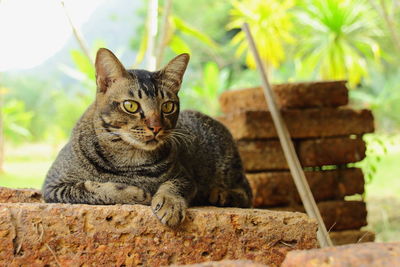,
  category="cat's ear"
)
[95,48,128,93]
[158,53,190,93]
